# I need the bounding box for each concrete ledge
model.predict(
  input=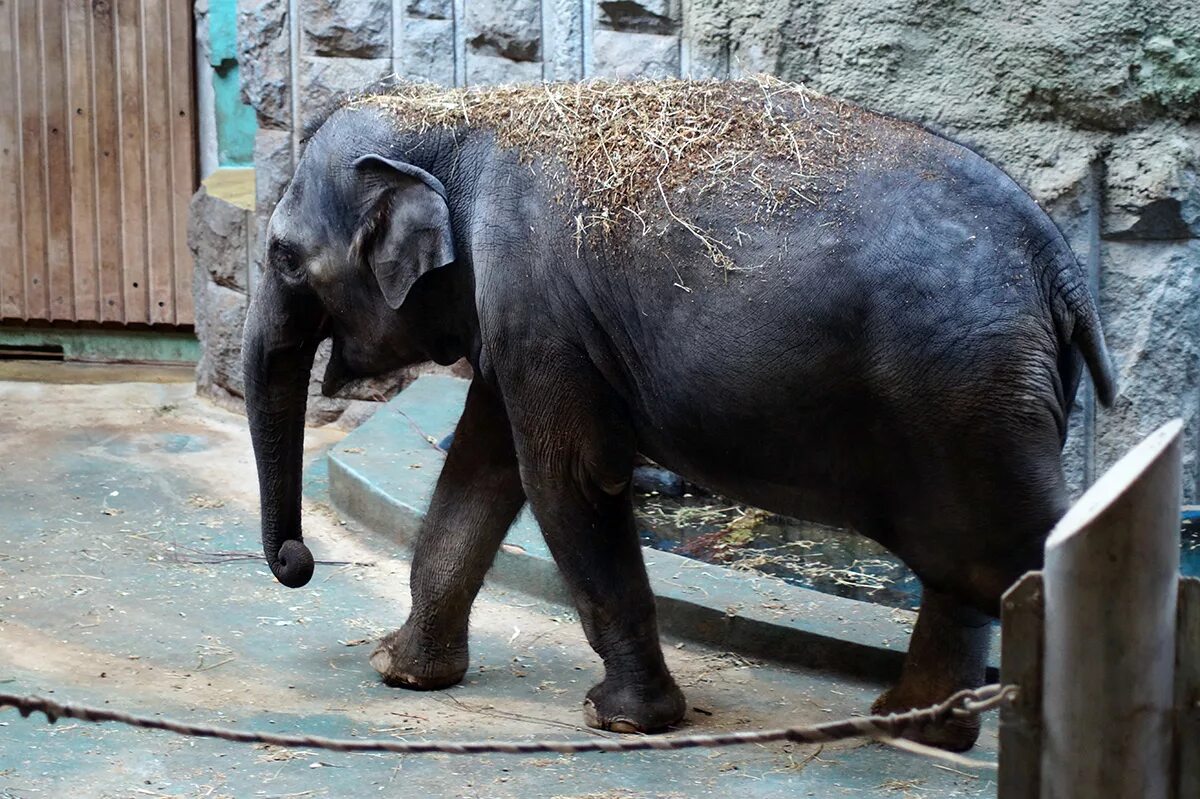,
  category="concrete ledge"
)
[328,375,1000,681]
